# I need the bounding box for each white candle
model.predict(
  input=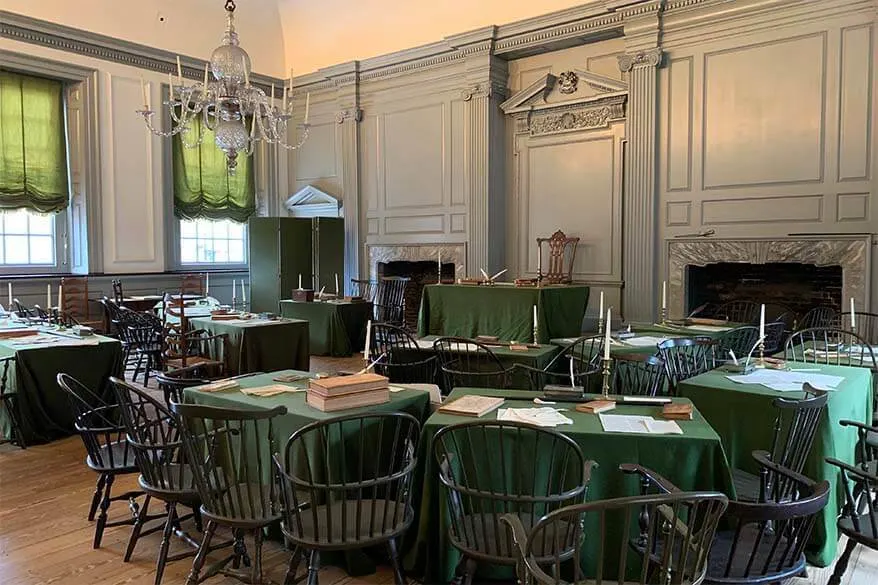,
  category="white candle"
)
[604,308,612,359]
[298,274,302,290]
[241,279,246,303]
[242,57,250,86]
[205,272,210,295]
[759,304,766,339]
[59,284,63,310]
[7,283,12,305]
[202,63,209,94]
[47,284,51,308]
[167,72,174,99]
[851,298,856,329]
[662,281,667,311]
[304,92,310,124]
[599,291,604,317]
[140,78,148,108]
[364,320,372,360]
[176,56,183,84]
[537,249,542,276]
[282,84,288,111]
[335,273,340,295]
[533,305,539,341]
[270,83,275,108]
[438,252,442,280]
[232,279,237,301]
